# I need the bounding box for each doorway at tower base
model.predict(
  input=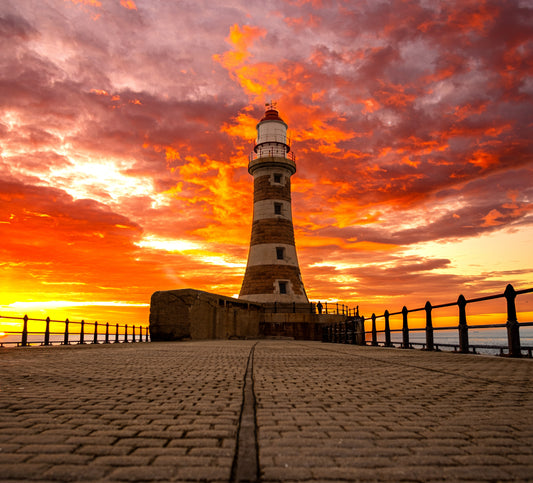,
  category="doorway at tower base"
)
[149,288,348,341]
